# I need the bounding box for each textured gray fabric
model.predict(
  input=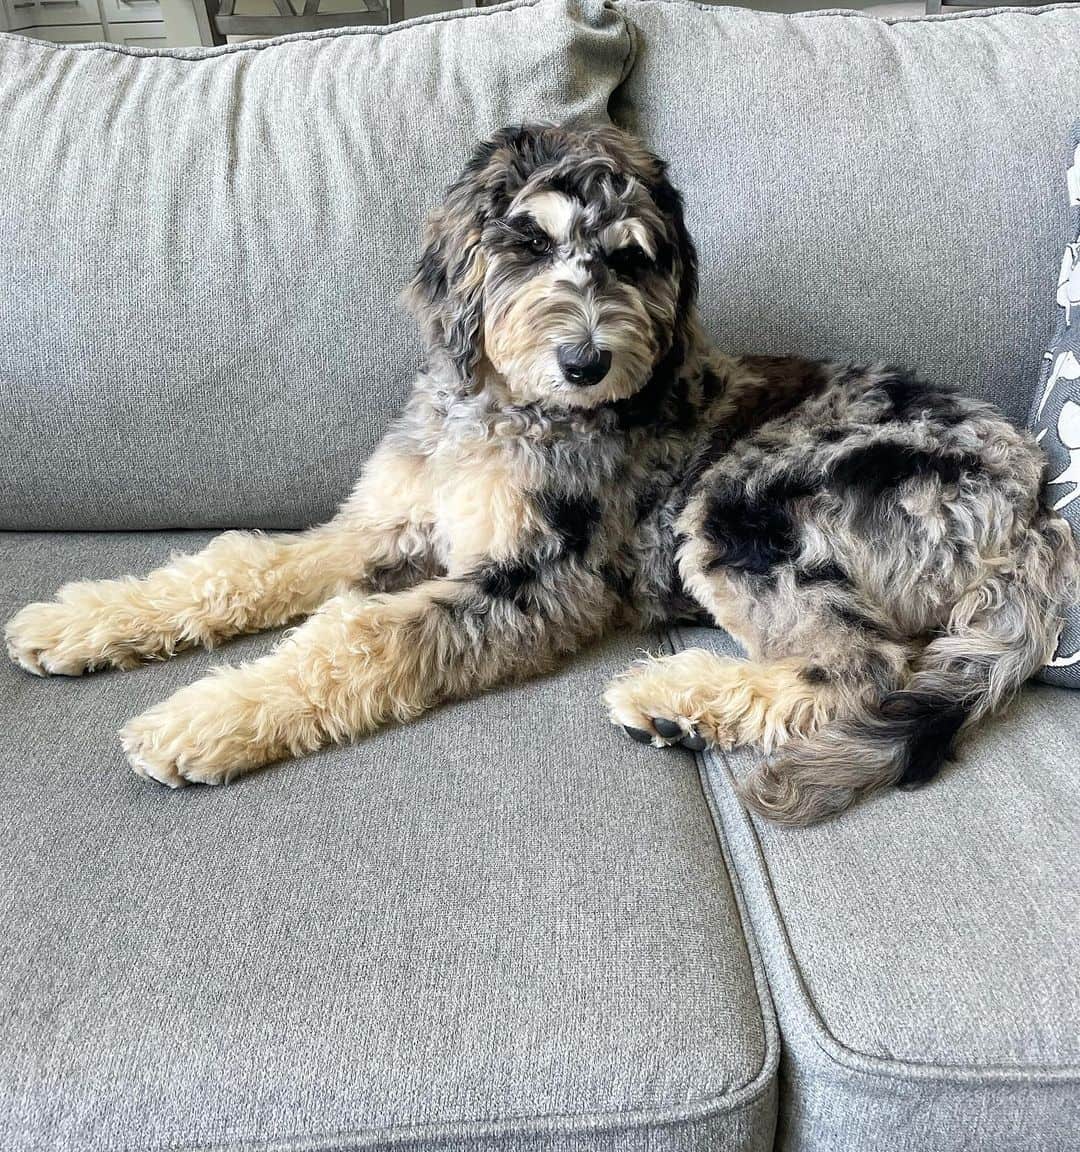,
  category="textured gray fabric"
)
[0,532,776,1152]
[1029,122,1080,686]
[613,2,1080,426]
[672,622,1080,1152]
[0,0,631,531]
